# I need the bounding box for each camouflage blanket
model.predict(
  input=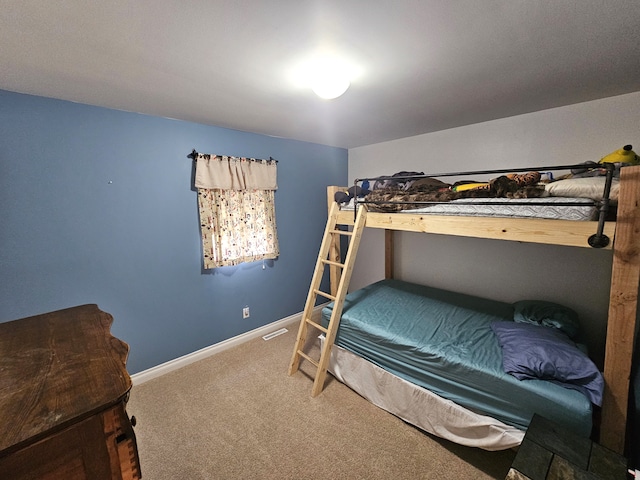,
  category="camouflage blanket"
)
[363,175,545,213]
